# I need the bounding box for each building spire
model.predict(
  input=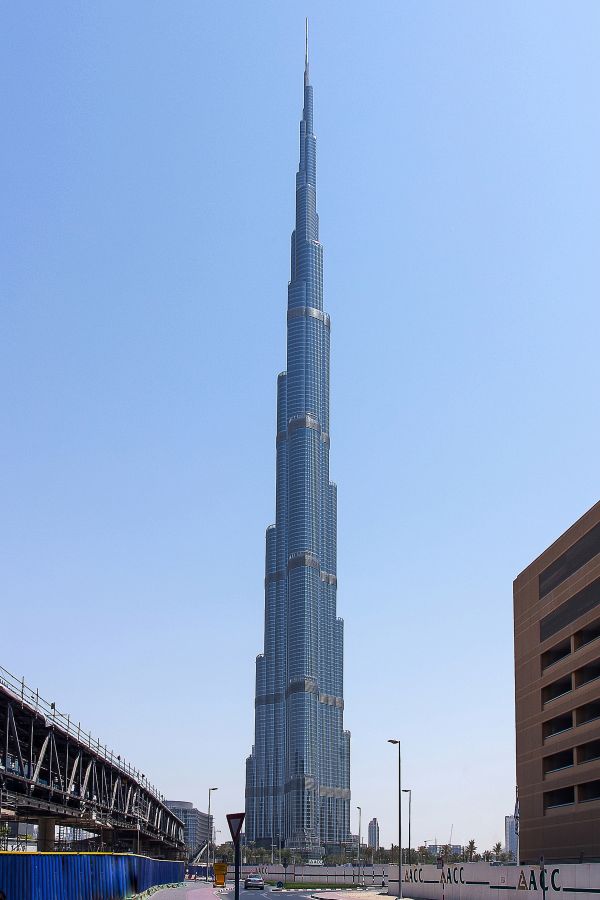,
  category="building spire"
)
[245,9,350,853]
[304,18,309,86]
